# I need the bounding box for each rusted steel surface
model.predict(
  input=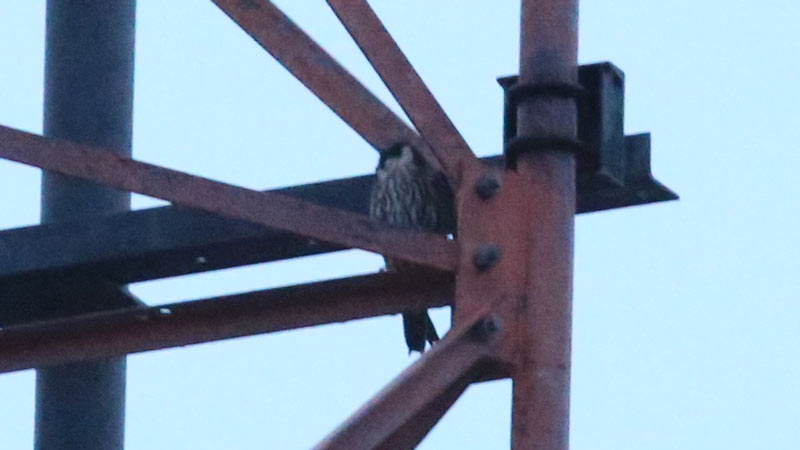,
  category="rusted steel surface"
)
[0,271,454,374]
[0,125,458,271]
[510,142,575,450]
[453,164,527,373]
[210,0,442,172]
[510,0,579,449]
[0,175,371,284]
[326,0,478,183]
[0,146,670,288]
[314,311,498,450]
[374,376,471,450]
[516,0,579,138]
